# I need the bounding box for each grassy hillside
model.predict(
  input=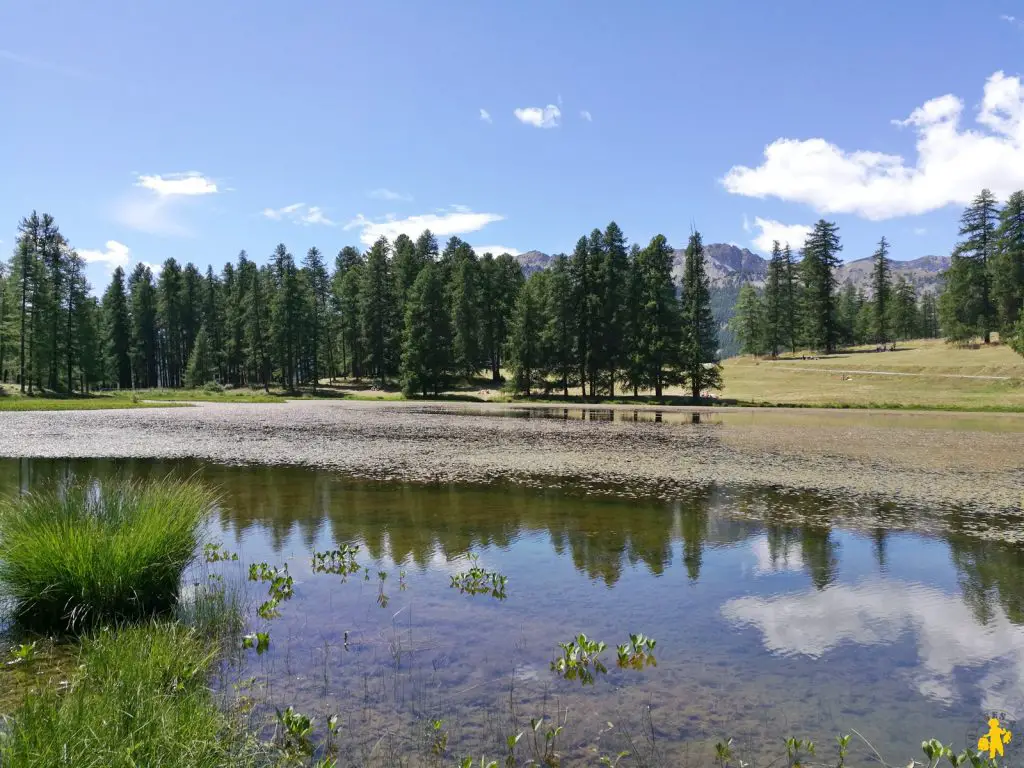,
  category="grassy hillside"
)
[721,338,1024,410]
